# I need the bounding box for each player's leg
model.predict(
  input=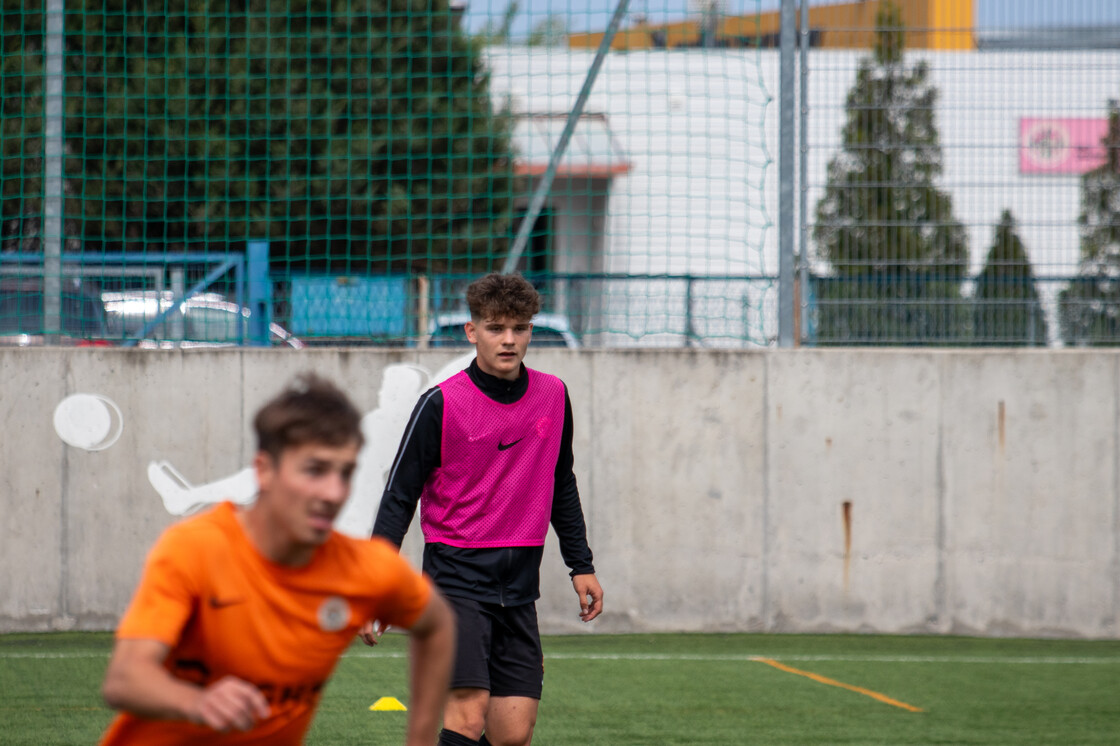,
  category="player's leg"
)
[481,602,543,746]
[440,688,490,743]
[482,696,539,746]
[439,596,494,744]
